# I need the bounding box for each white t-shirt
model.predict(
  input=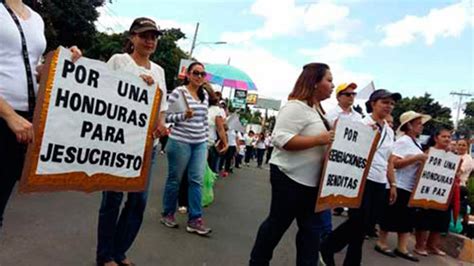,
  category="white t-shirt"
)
[265,136,273,147]
[238,144,245,156]
[244,134,255,146]
[227,130,237,146]
[107,53,168,112]
[208,105,226,143]
[0,5,46,111]
[362,115,394,184]
[460,154,473,187]
[256,139,266,149]
[326,104,362,126]
[270,100,328,187]
[392,135,424,192]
